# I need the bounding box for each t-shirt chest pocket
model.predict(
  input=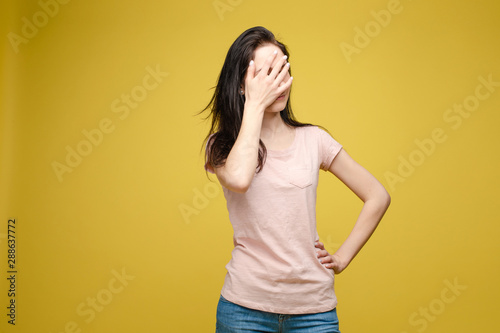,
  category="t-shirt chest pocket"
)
[287,165,313,189]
